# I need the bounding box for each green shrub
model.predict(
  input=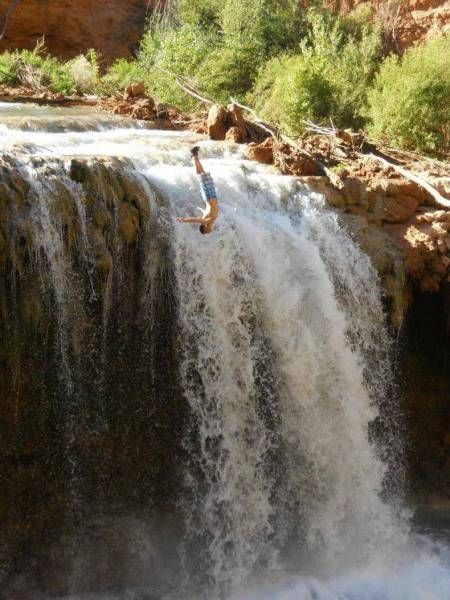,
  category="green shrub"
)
[0,51,20,85]
[177,0,223,30]
[100,59,145,95]
[196,45,258,101]
[250,8,382,134]
[367,34,450,153]
[139,23,218,109]
[0,44,76,94]
[138,0,305,106]
[250,53,334,134]
[68,49,99,94]
[222,0,303,57]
